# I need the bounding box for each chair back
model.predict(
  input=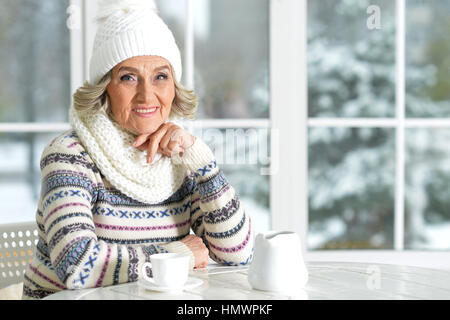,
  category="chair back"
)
[0,222,38,289]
